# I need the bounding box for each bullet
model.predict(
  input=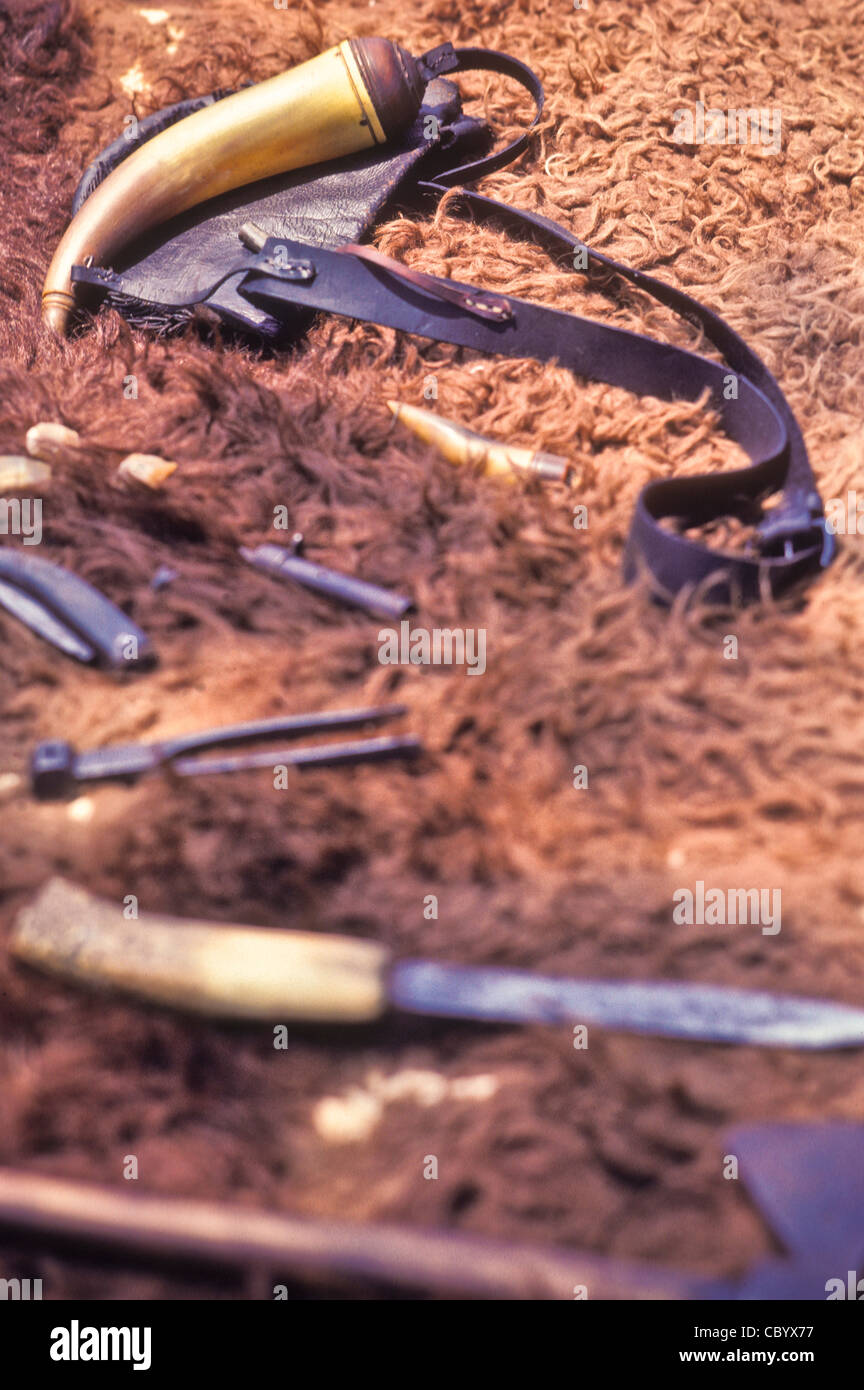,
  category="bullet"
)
[388,401,573,484]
